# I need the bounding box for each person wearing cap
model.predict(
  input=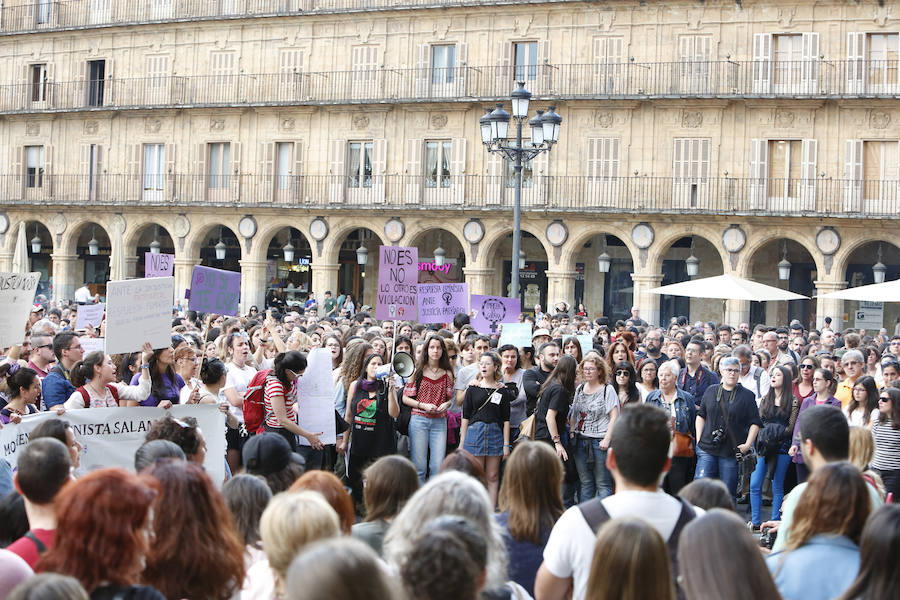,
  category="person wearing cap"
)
[27,304,44,332]
[694,355,762,501]
[242,432,306,494]
[531,328,551,349]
